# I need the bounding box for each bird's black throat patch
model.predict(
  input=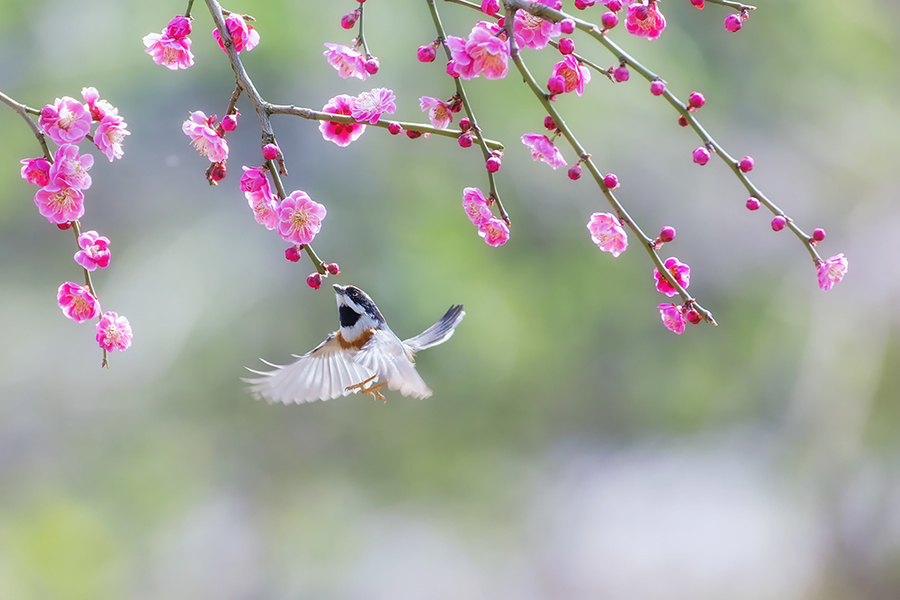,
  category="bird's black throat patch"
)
[339,305,361,328]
